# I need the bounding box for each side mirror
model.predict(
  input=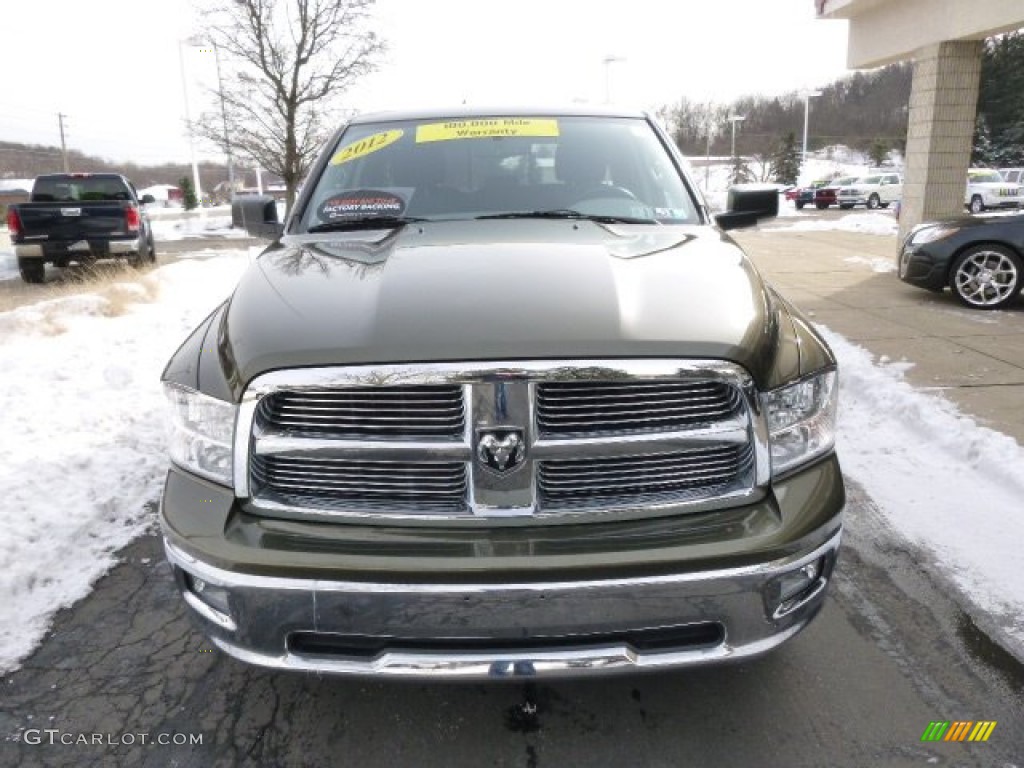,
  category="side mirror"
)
[140,194,156,205]
[232,195,284,239]
[714,184,779,231]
